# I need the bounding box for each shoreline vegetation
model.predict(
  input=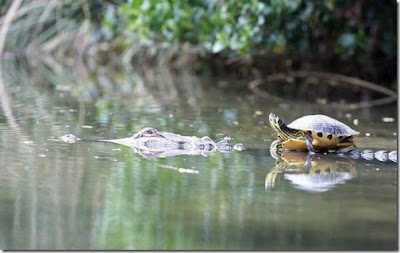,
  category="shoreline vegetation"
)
[0,0,397,91]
